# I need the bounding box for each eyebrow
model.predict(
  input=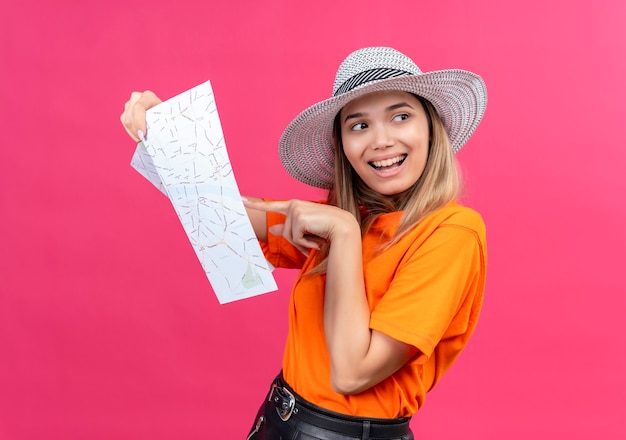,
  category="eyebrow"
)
[342,102,415,124]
